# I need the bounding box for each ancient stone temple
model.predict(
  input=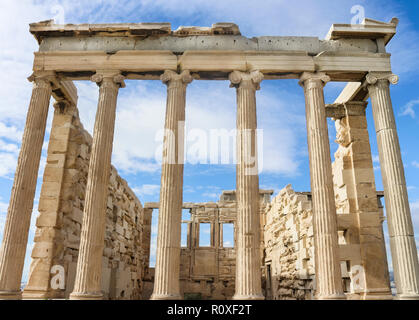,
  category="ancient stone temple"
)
[0,17,418,300]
